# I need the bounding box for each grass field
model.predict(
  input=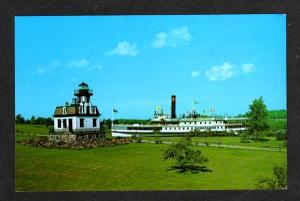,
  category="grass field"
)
[16,124,49,135]
[15,124,287,191]
[16,142,286,191]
